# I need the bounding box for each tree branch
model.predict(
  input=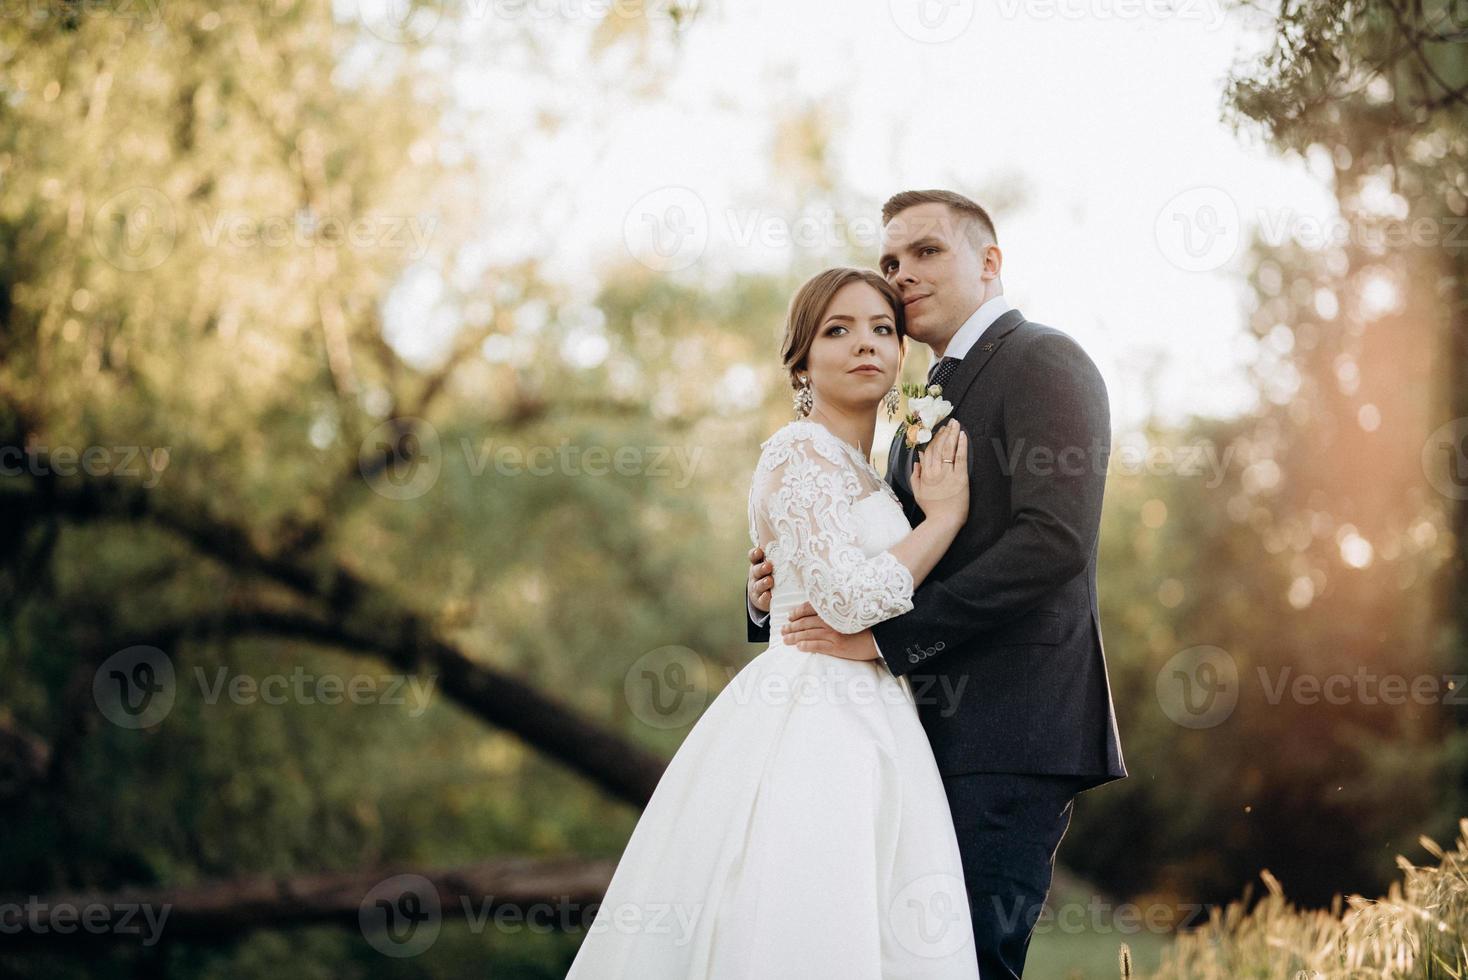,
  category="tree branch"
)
[4,476,668,808]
